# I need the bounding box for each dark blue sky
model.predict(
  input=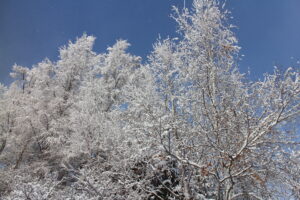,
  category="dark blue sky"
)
[1,0,300,84]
